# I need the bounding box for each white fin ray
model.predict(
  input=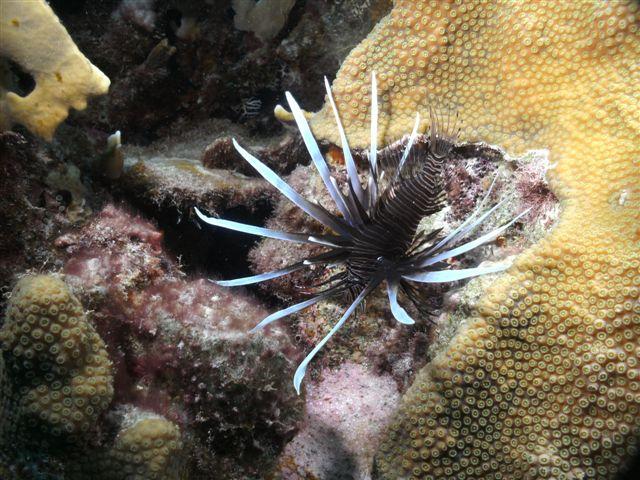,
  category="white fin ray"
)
[195,207,337,246]
[418,208,531,268]
[424,197,508,258]
[324,76,365,205]
[286,92,353,223]
[428,173,501,254]
[386,280,416,325]
[330,176,361,224]
[403,263,510,283]
[367,175,378,212]
[448,198,508,246]
[396,112,421,180]
[293,281,376,394]
[341,186,366,227]
[233,139,352,237]
[214,262,305,287]
[250,290,336,332]
[308,236,343,248]
[369,72,378,179]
